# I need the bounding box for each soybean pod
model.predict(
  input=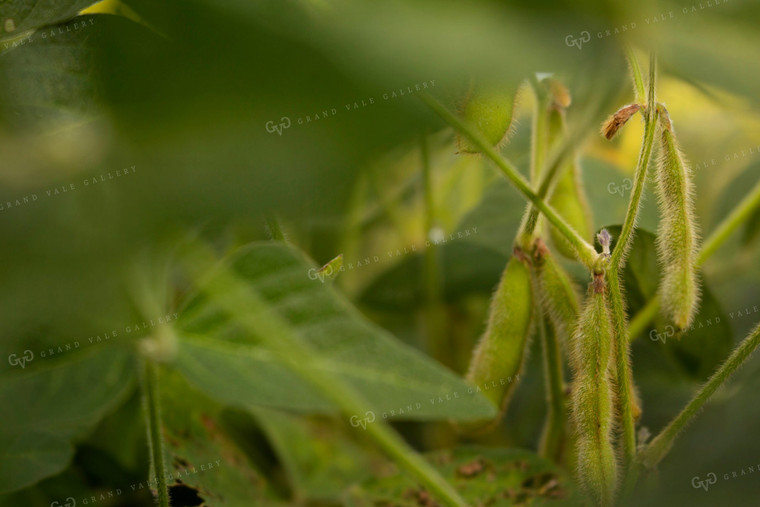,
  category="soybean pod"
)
[464,248,533,431]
